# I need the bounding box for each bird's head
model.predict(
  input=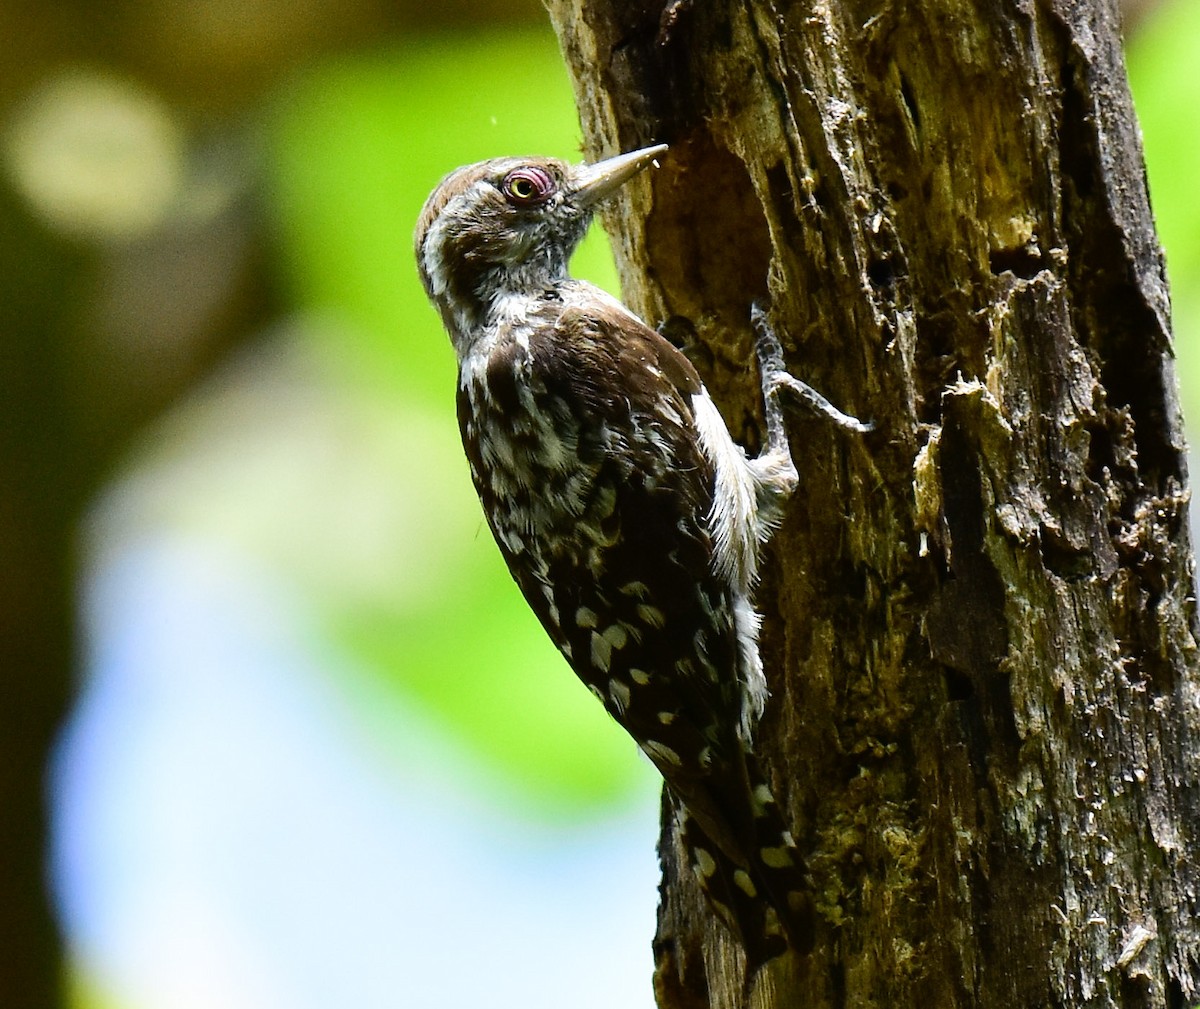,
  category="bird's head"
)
[415,144,667,354]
